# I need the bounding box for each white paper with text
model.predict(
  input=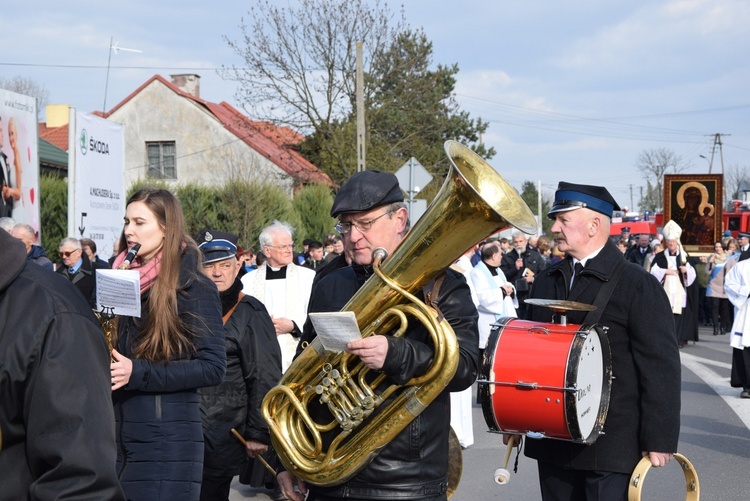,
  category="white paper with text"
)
[96,269,141,317]
[308,311,362,351]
